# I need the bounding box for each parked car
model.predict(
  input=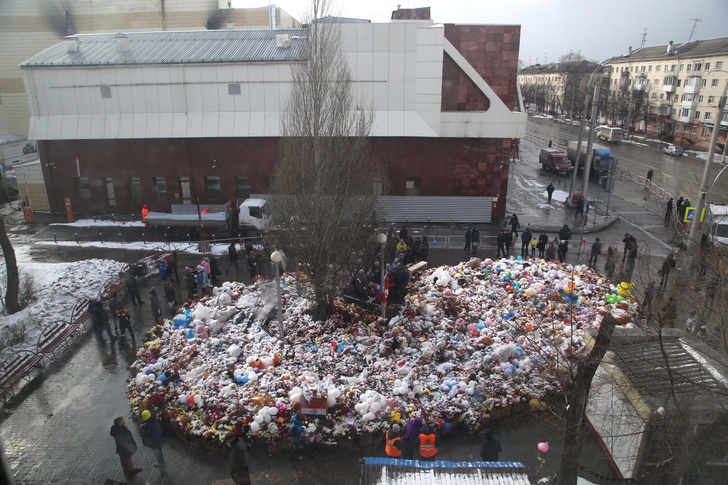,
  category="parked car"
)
[662,144,684,156]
